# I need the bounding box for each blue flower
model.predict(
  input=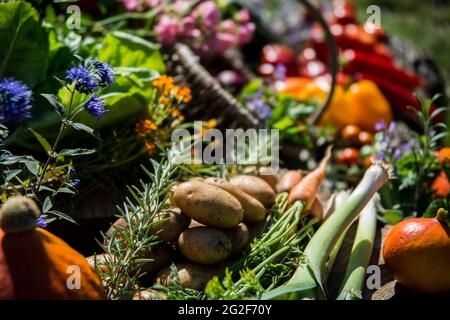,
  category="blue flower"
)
[87,60,115,87]
[36,215,48,228]
[66,67,99,94]
[68,178,80,189]
[84,95,107,119]
[0,78,33,124]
